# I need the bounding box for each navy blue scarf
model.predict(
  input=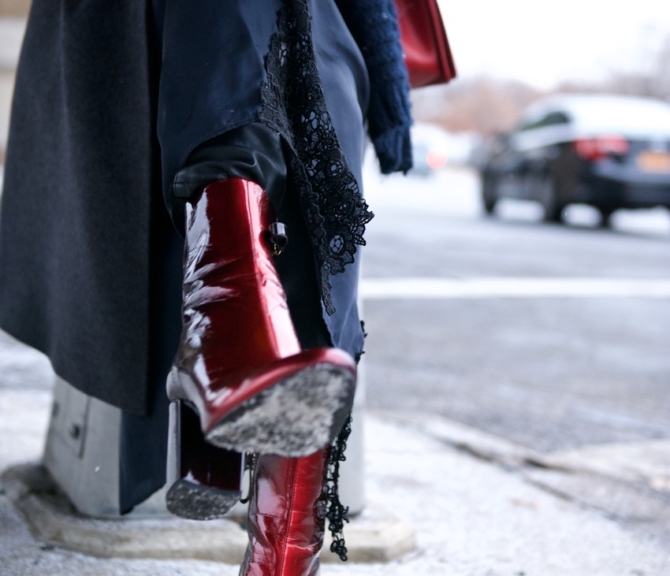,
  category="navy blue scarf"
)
[336,0,413,174]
